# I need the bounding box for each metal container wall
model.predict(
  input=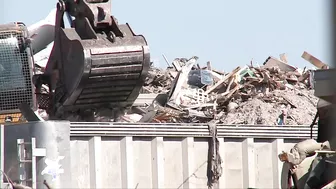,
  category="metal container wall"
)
[1,121,318,189]
[69,136,303,189]
[1,122,73,188]
[313,69,336,101]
